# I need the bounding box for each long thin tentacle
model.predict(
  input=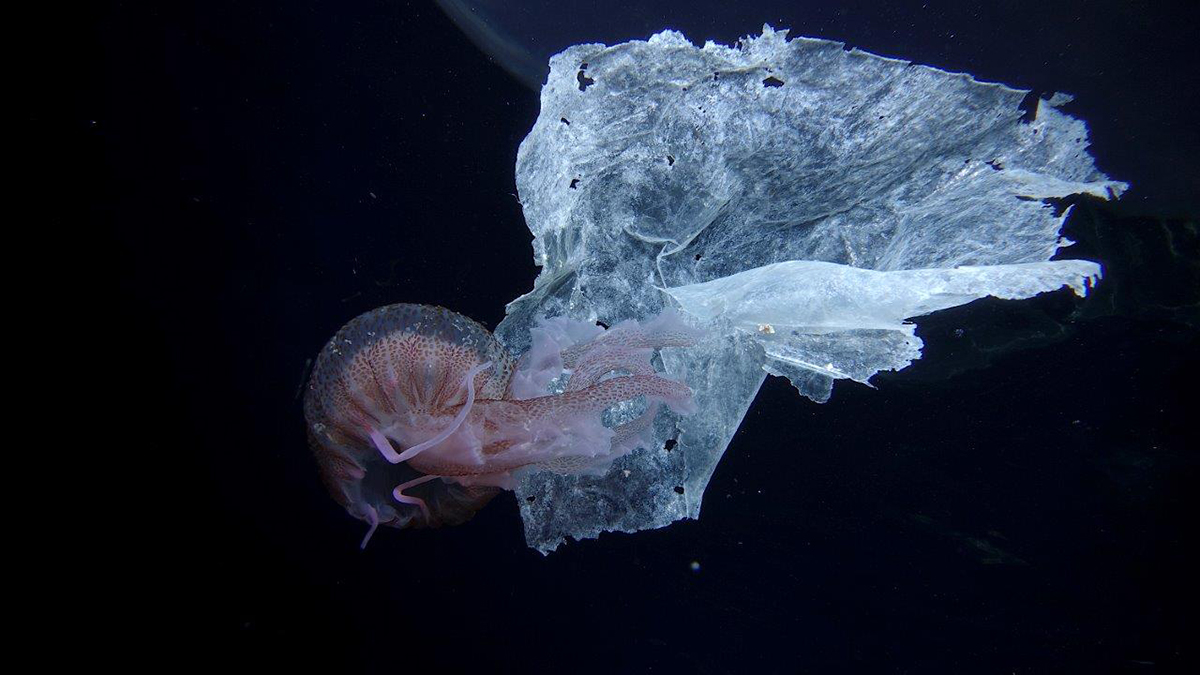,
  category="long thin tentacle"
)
[368,428,402,463]
[393,361,492,463]
[360,504,380,549]
[368,361,493,465]
[392,474,440,521]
